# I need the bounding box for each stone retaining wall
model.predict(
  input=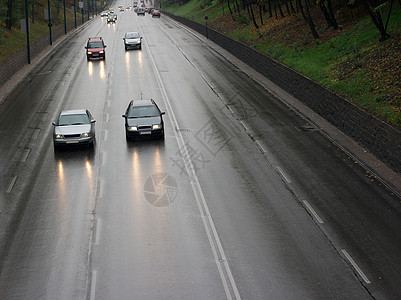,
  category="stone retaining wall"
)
[163,12,401,174]
[0,18,86,88]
